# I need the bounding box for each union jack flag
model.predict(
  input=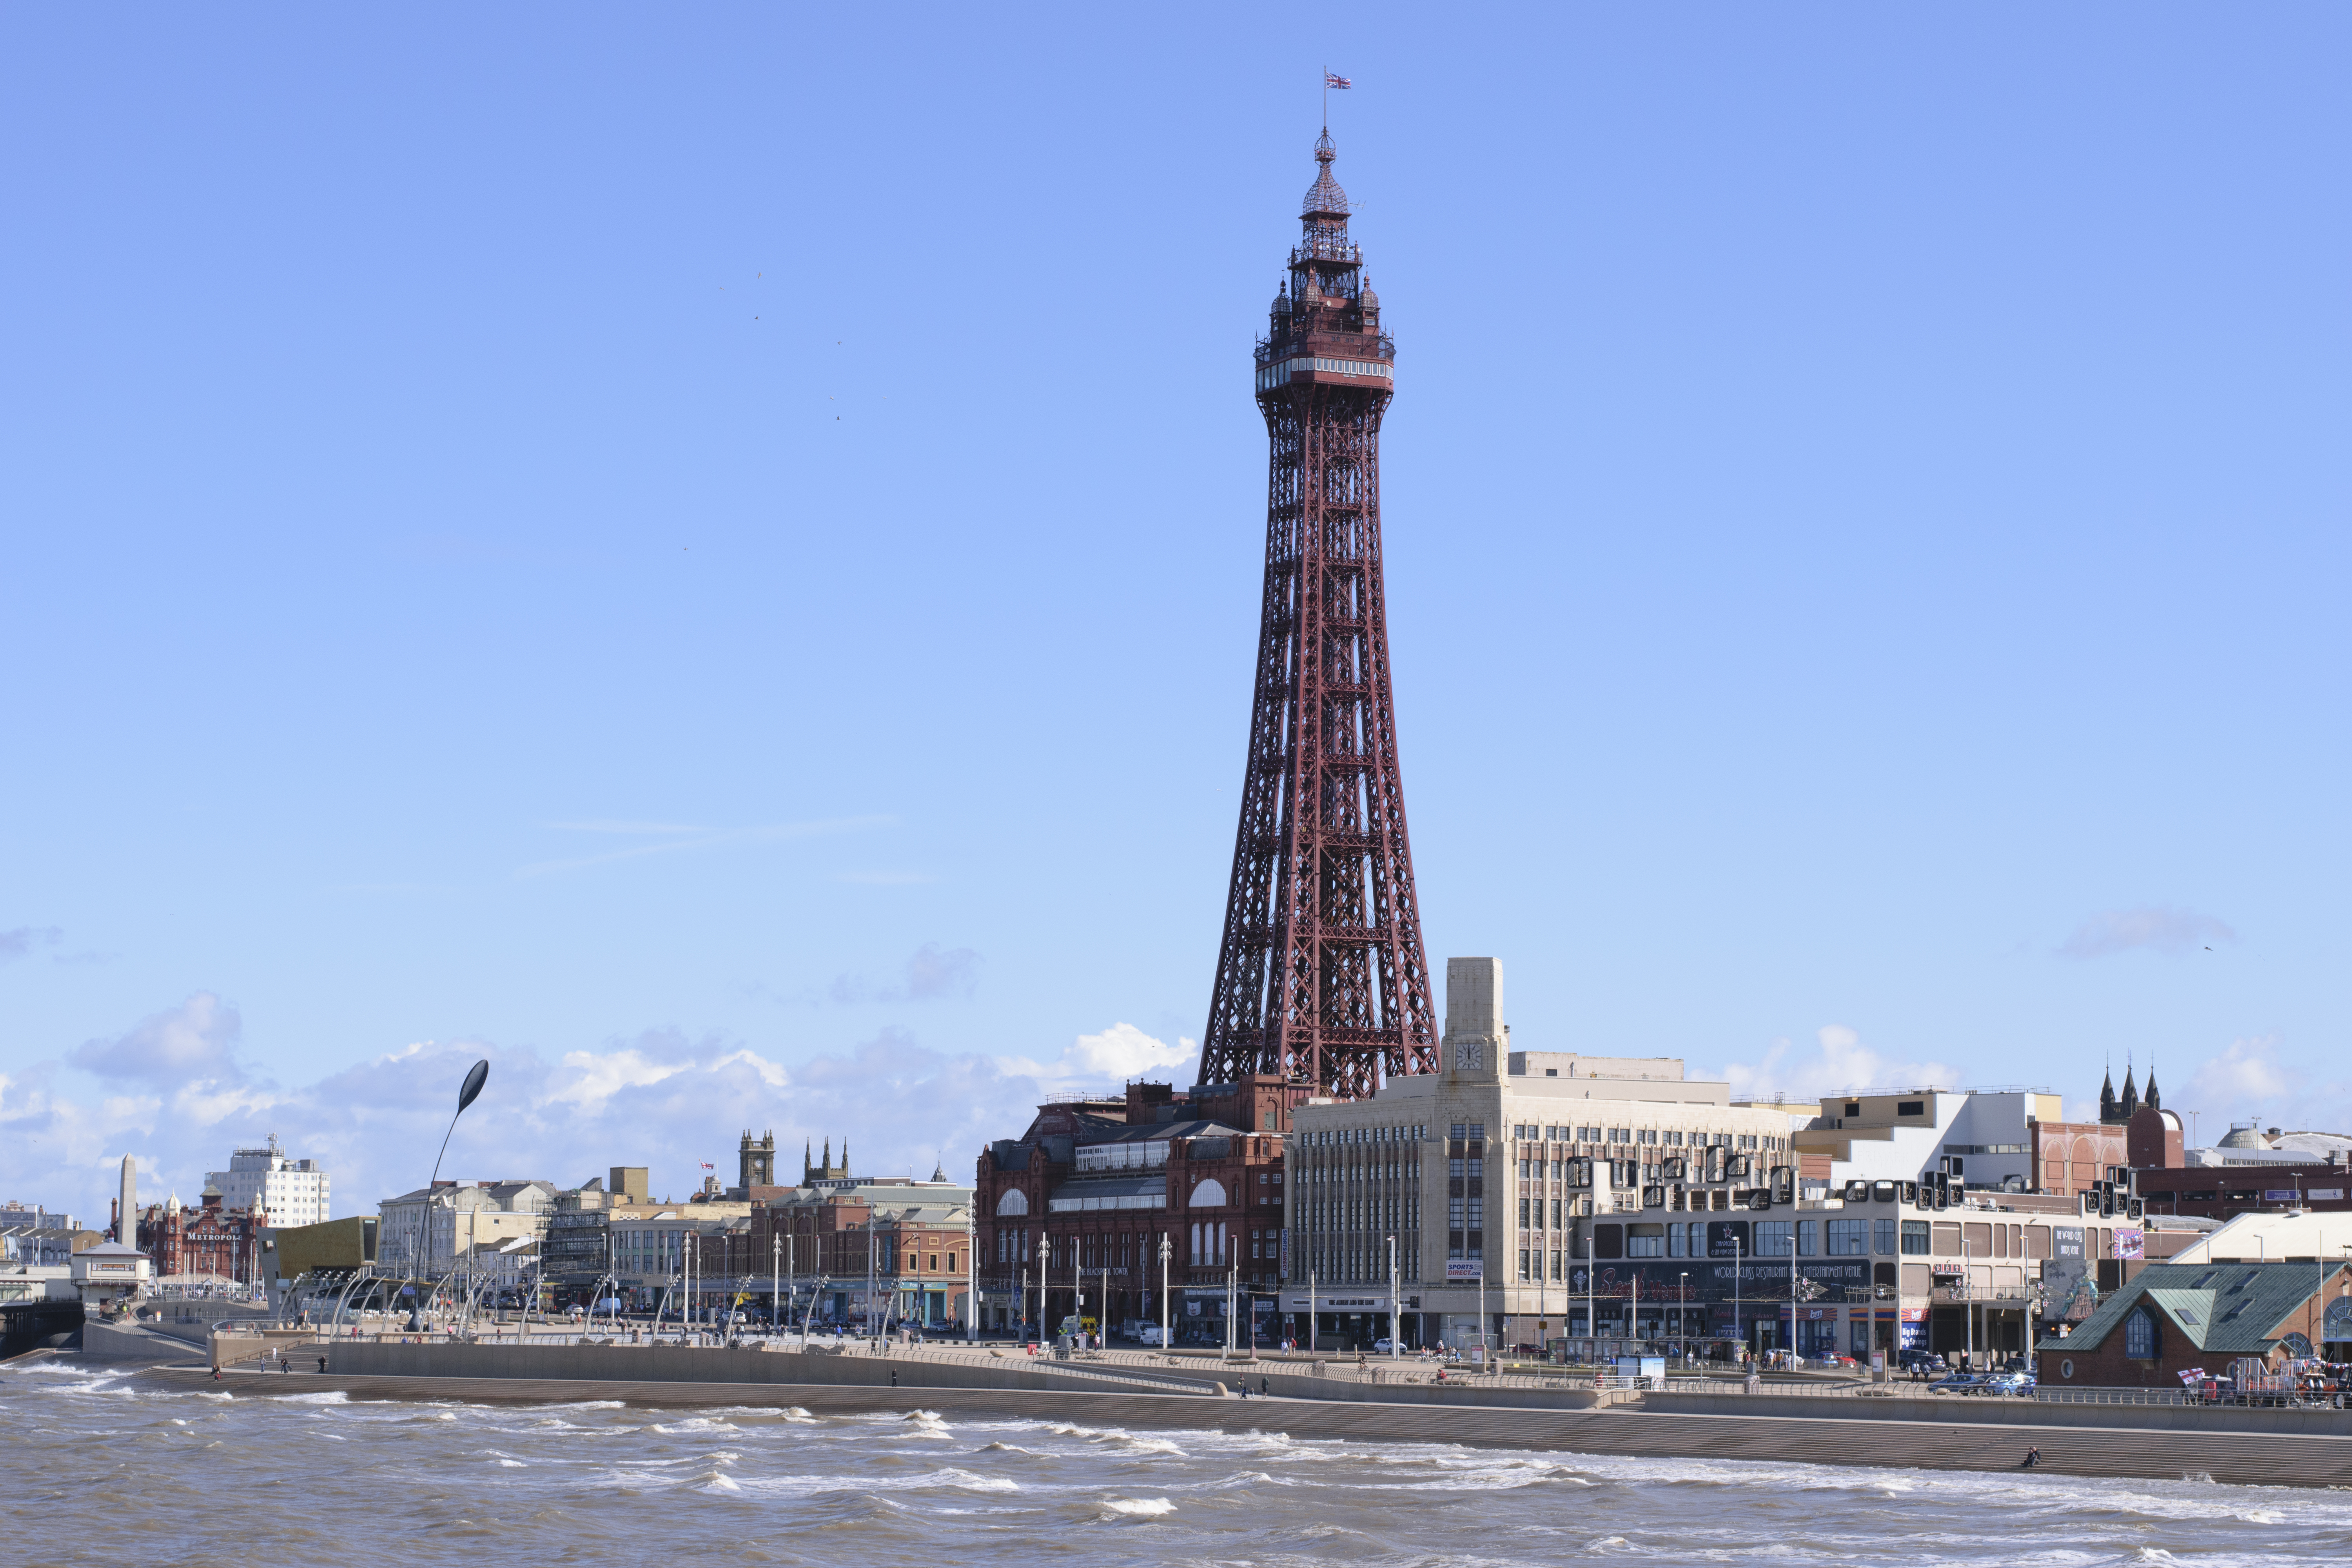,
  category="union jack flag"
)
[700,1161,715,1170]
[1325,73,1352,89]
